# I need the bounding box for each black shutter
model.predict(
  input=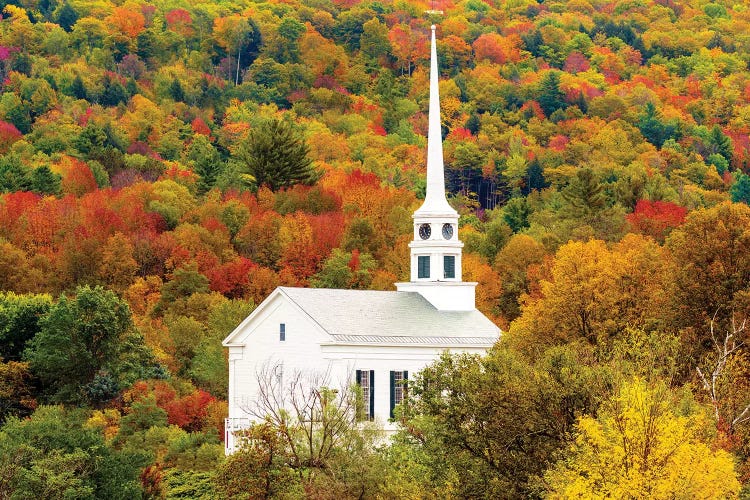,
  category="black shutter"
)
[369,369,375,420]
[355,370,362,420]
[390,371,396,419]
